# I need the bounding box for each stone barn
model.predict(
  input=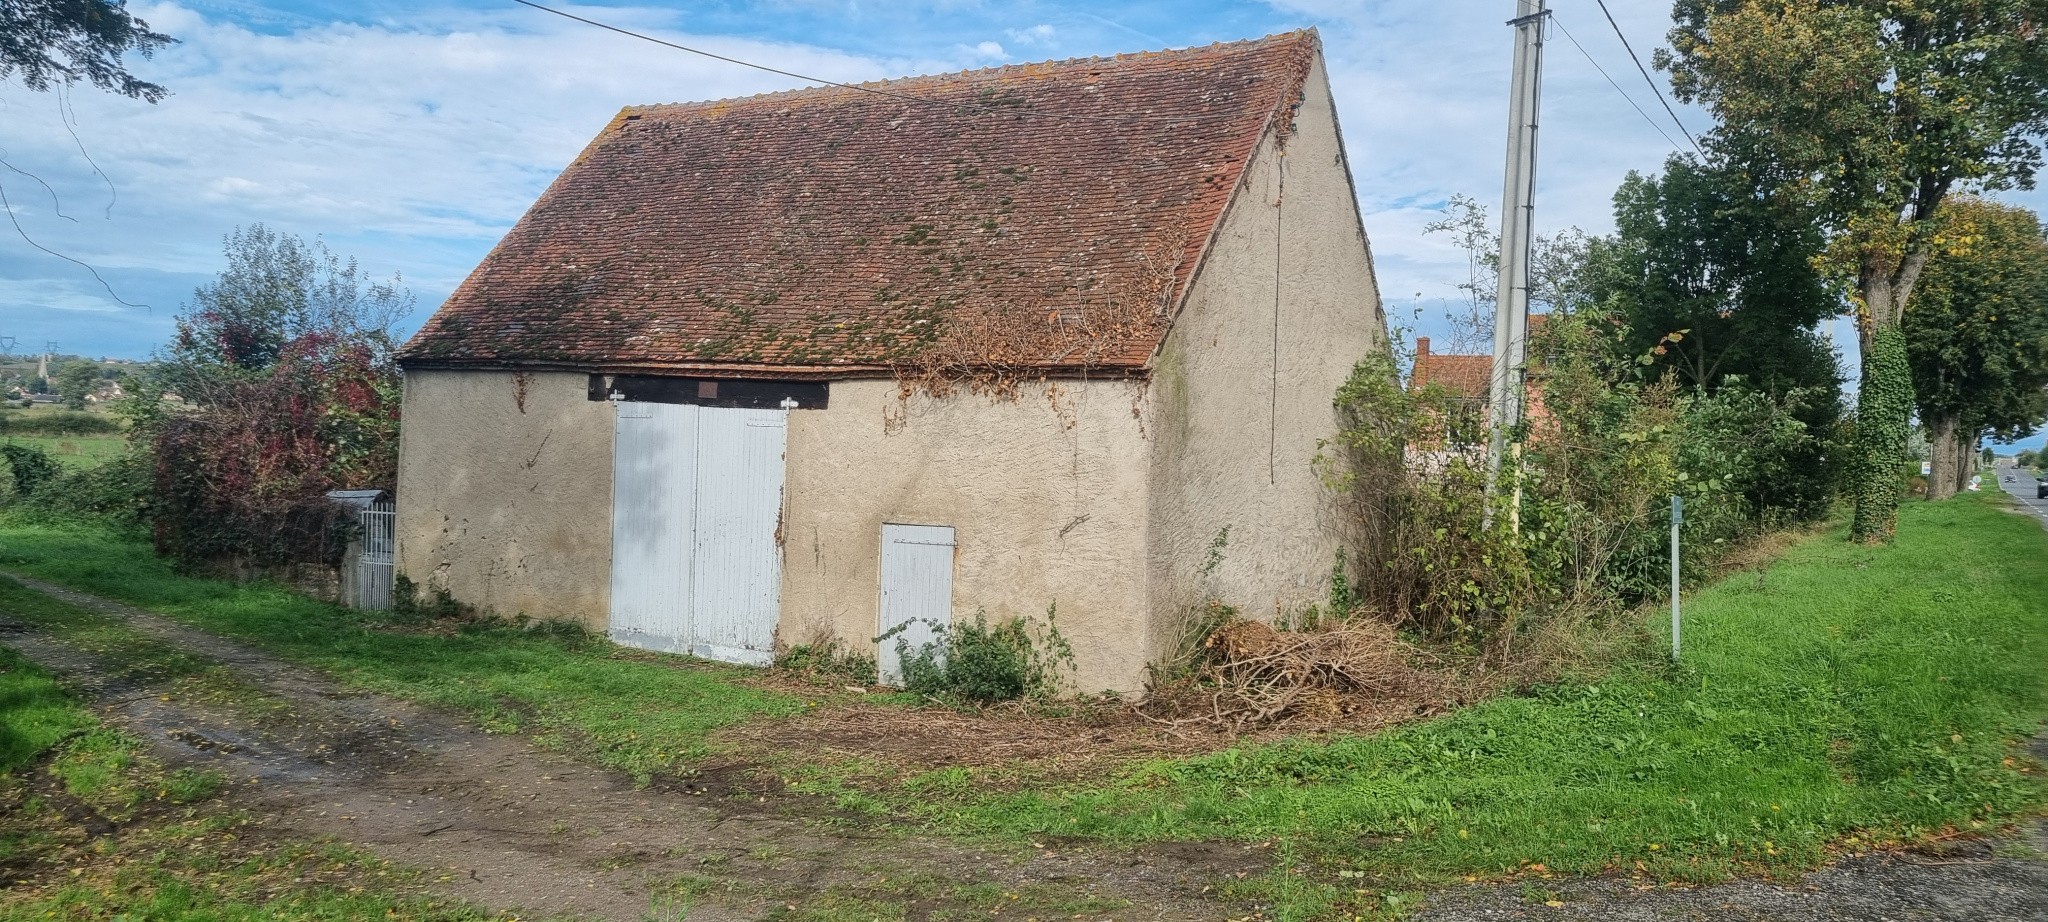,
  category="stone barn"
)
[395,29,1387,693]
